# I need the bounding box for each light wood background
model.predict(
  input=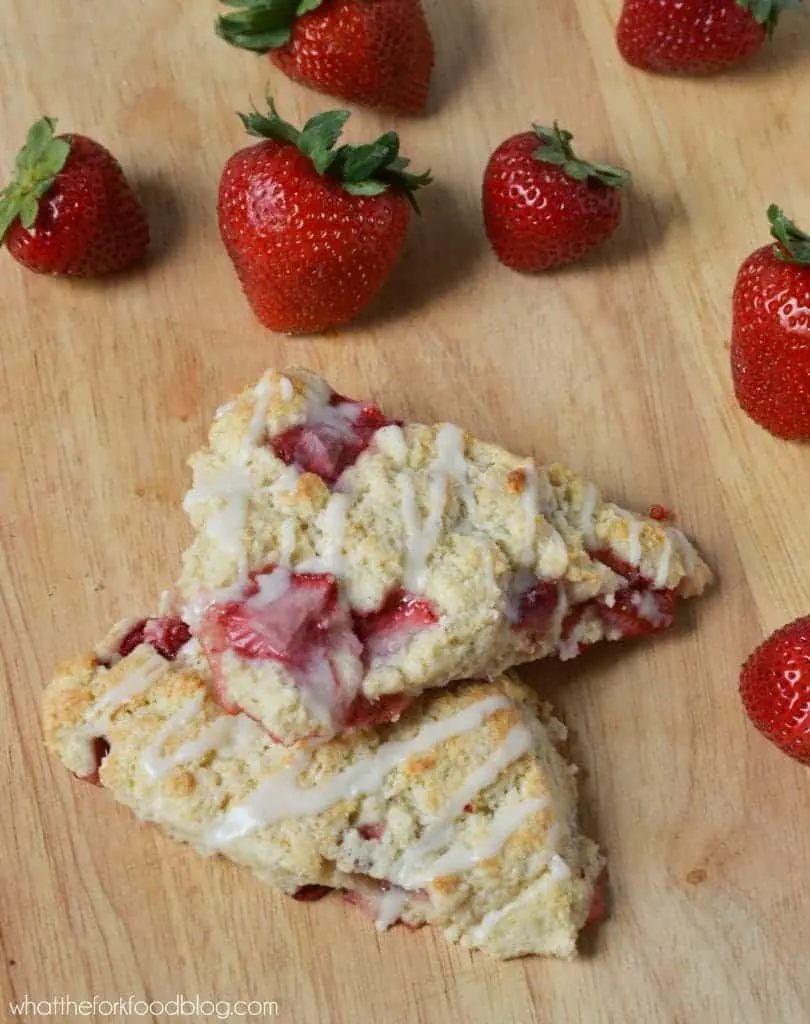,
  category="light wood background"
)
[2,2,810,1022]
